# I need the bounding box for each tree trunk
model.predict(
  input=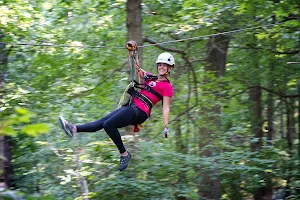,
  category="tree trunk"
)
[267,21,276,146]
[175,119,185,153]
[174,119,188,200]
[280,103,285,139]
[298,79,300,158]
[204,35,228,77]
[286,100,294,150]
[126,0,143,64]
[198,34,230,200]
[249,86,264,151]
[0,31,11,189]
[264,57,275,200]
[125,0,142,136]
[266,64,274,145]
[246,34,265,200]
[249,81,265,200]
